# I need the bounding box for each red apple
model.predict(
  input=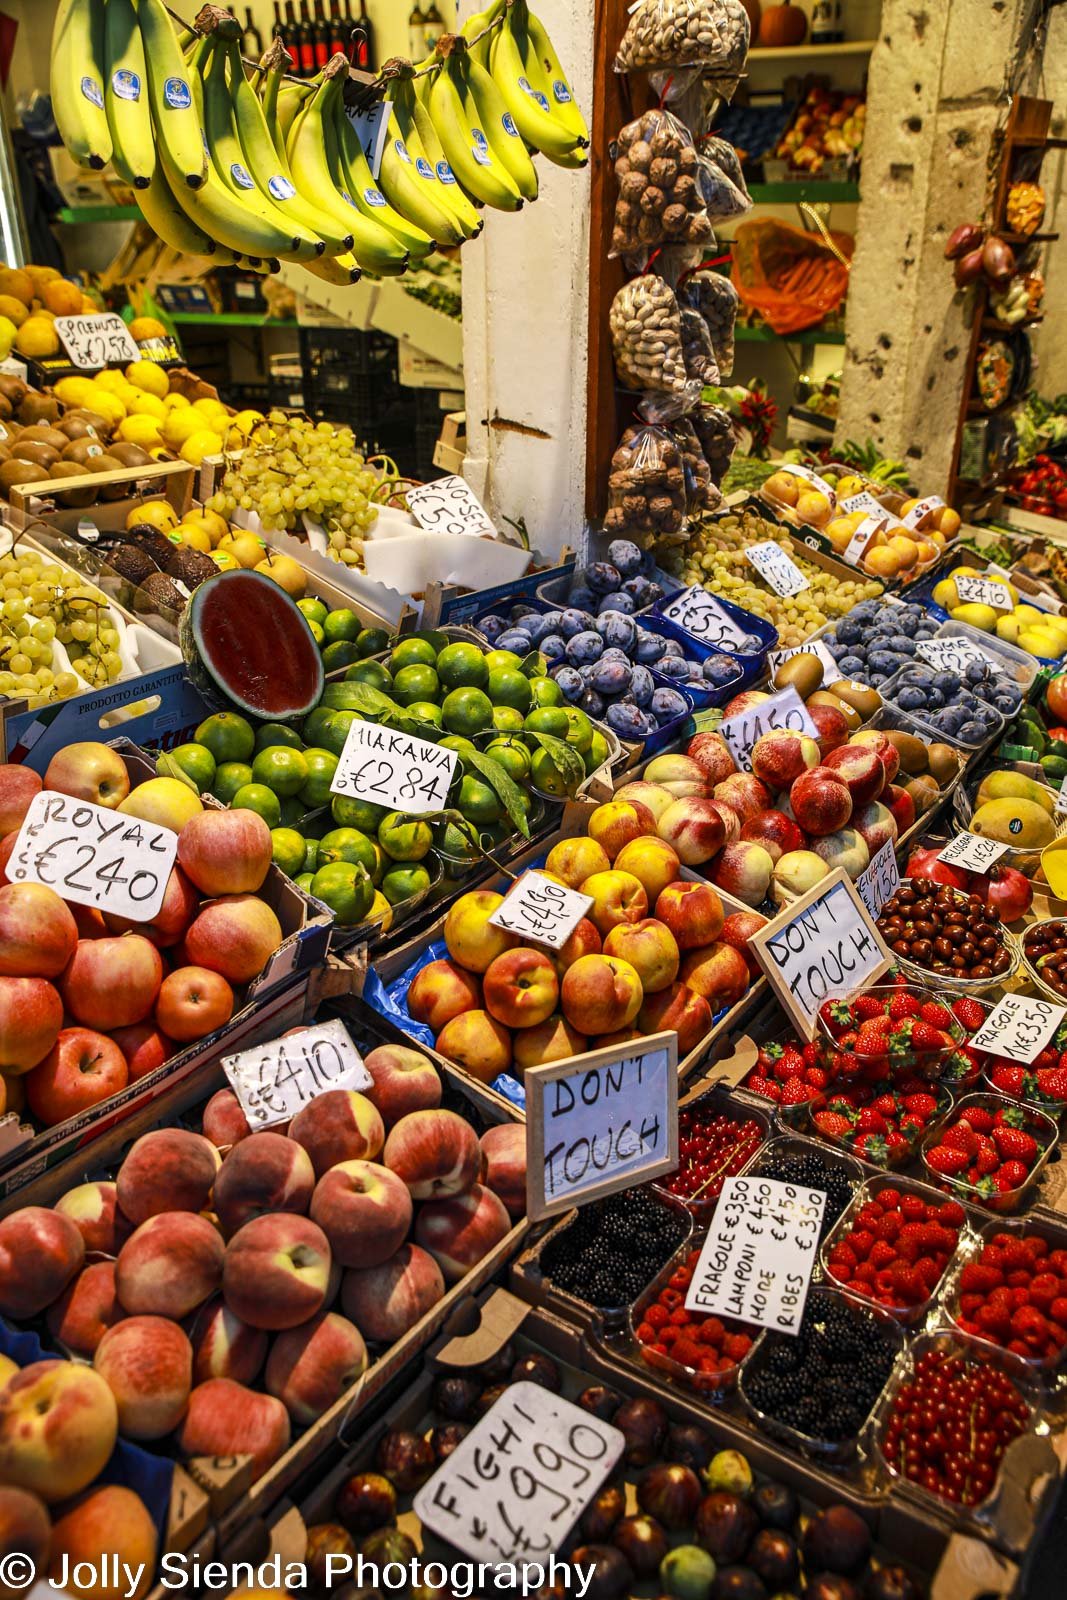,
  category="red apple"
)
[0,884,78,979]
[60,936,163,1031]
[972,864,1032,922]
[43,742,130,808]
[905,847,970,891]
[109,1022,174,1082]
[362,1045,441,1128]
[178,808,272,896]
[0,976,63,1076]
[183,895,282,984]
[1047,672,1067,722]
[0,766,41,834]
[25,1028,128,1127]
[806,701,850,757]
[719,910,768,977]
[790,767,853,837]
[709,841,774,907]
[155,966,234,1042]
[739,809,805,864]
[103,866,199,948]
